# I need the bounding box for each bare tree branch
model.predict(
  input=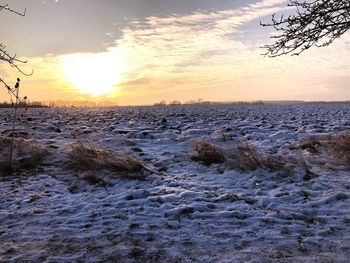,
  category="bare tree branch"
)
[261,0,350,57]
[0,4,26,16]
[0,3,32,81]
